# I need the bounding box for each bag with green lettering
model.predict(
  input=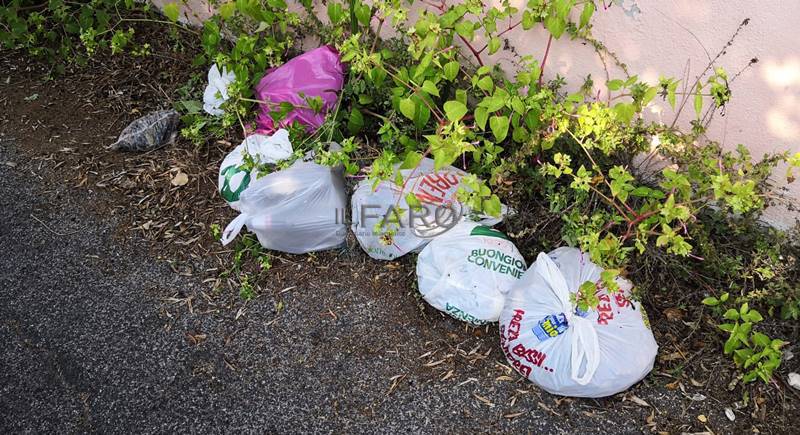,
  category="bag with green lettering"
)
[218,129,294,211]
[416,222,527,325]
